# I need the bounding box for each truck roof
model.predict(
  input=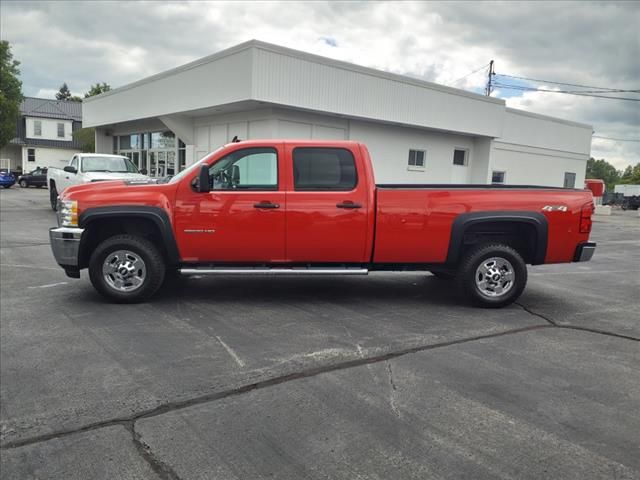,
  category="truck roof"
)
[222,139,364,148]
